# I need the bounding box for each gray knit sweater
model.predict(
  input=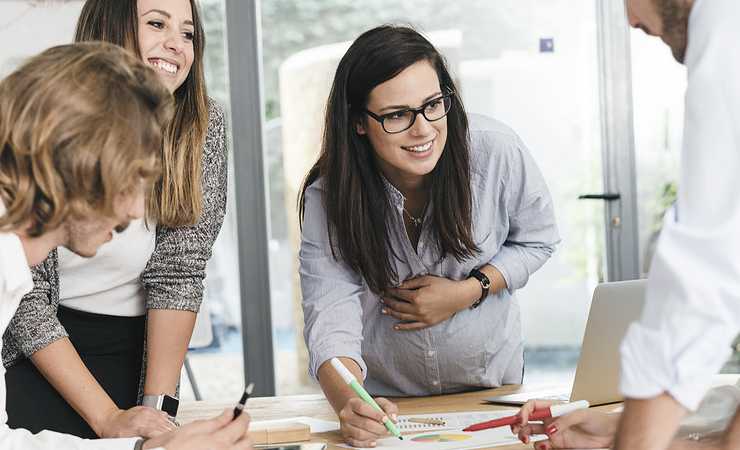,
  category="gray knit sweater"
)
[1,99,228,367]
